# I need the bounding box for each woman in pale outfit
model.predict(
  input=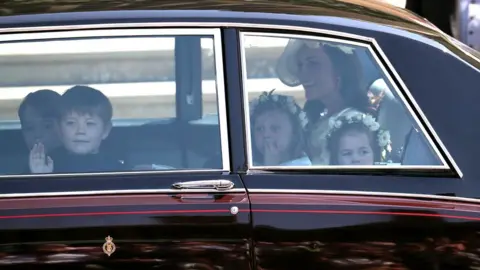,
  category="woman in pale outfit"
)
[276,39,373,165]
